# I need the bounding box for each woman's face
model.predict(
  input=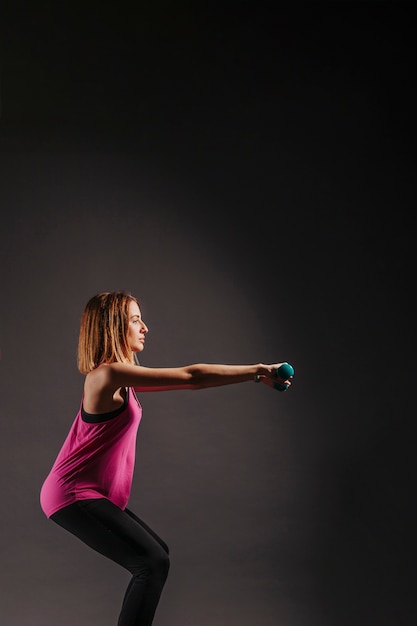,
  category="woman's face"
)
[126,300,148,353]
